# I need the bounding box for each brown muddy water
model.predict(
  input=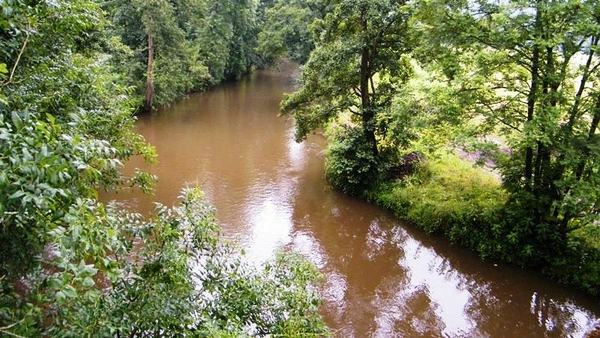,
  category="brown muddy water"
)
[104,62,600,337]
